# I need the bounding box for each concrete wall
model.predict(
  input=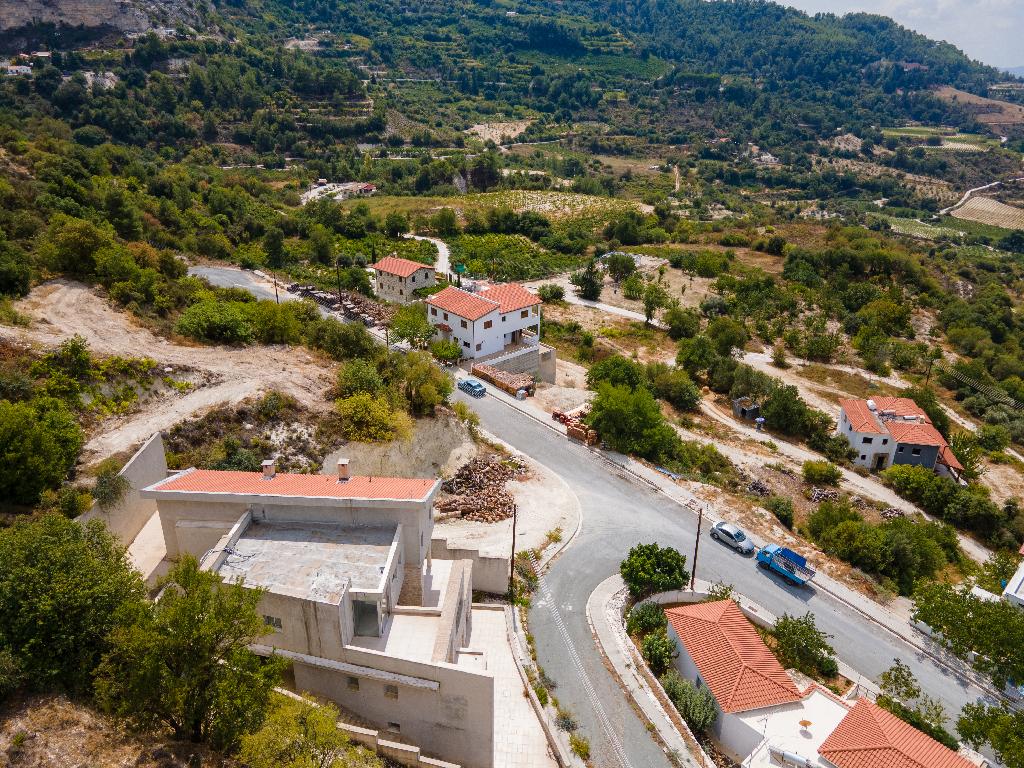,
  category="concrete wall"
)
[892,442,939,469]
[376,268,435,304]
[431,536,510,595]
[79,432,167,545]
[294,649,495,768]
[537,344,556,384]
